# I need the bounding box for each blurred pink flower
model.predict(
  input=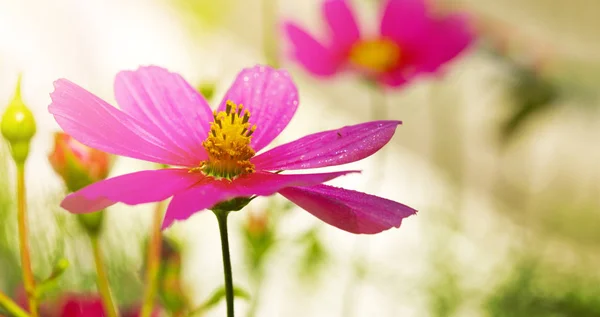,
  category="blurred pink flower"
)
[48,65,416,234]
[283,0,474,88]
[15,290,159,317]
[59,294,160,317]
